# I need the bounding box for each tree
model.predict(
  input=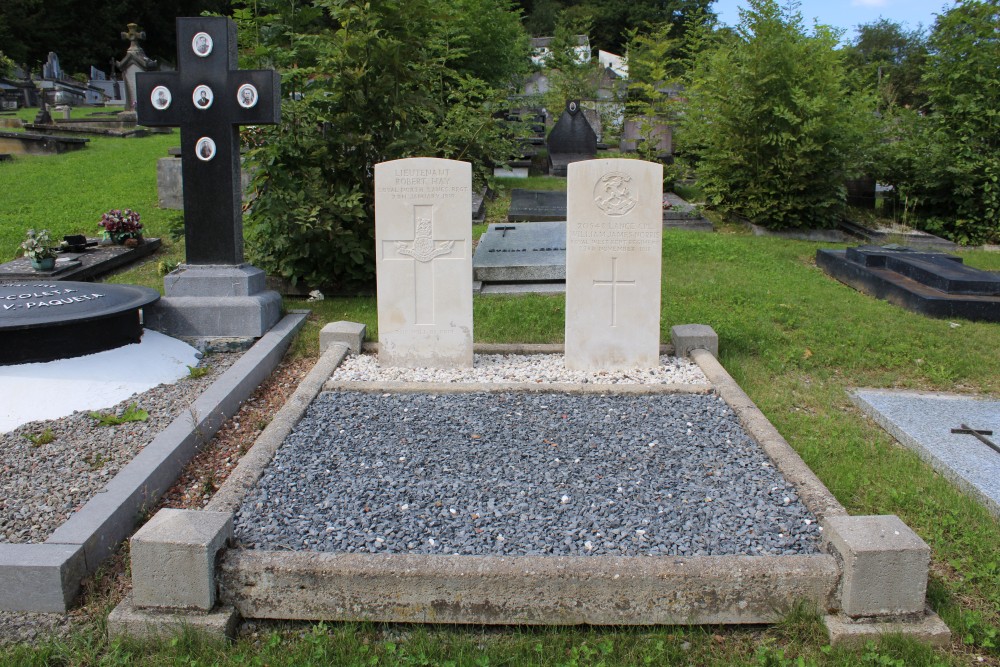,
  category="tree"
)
[240,0,528,290]
[895,0,1000,244]
[843,19,928,110]
[681,0,868,229]
[0,0,231,76]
